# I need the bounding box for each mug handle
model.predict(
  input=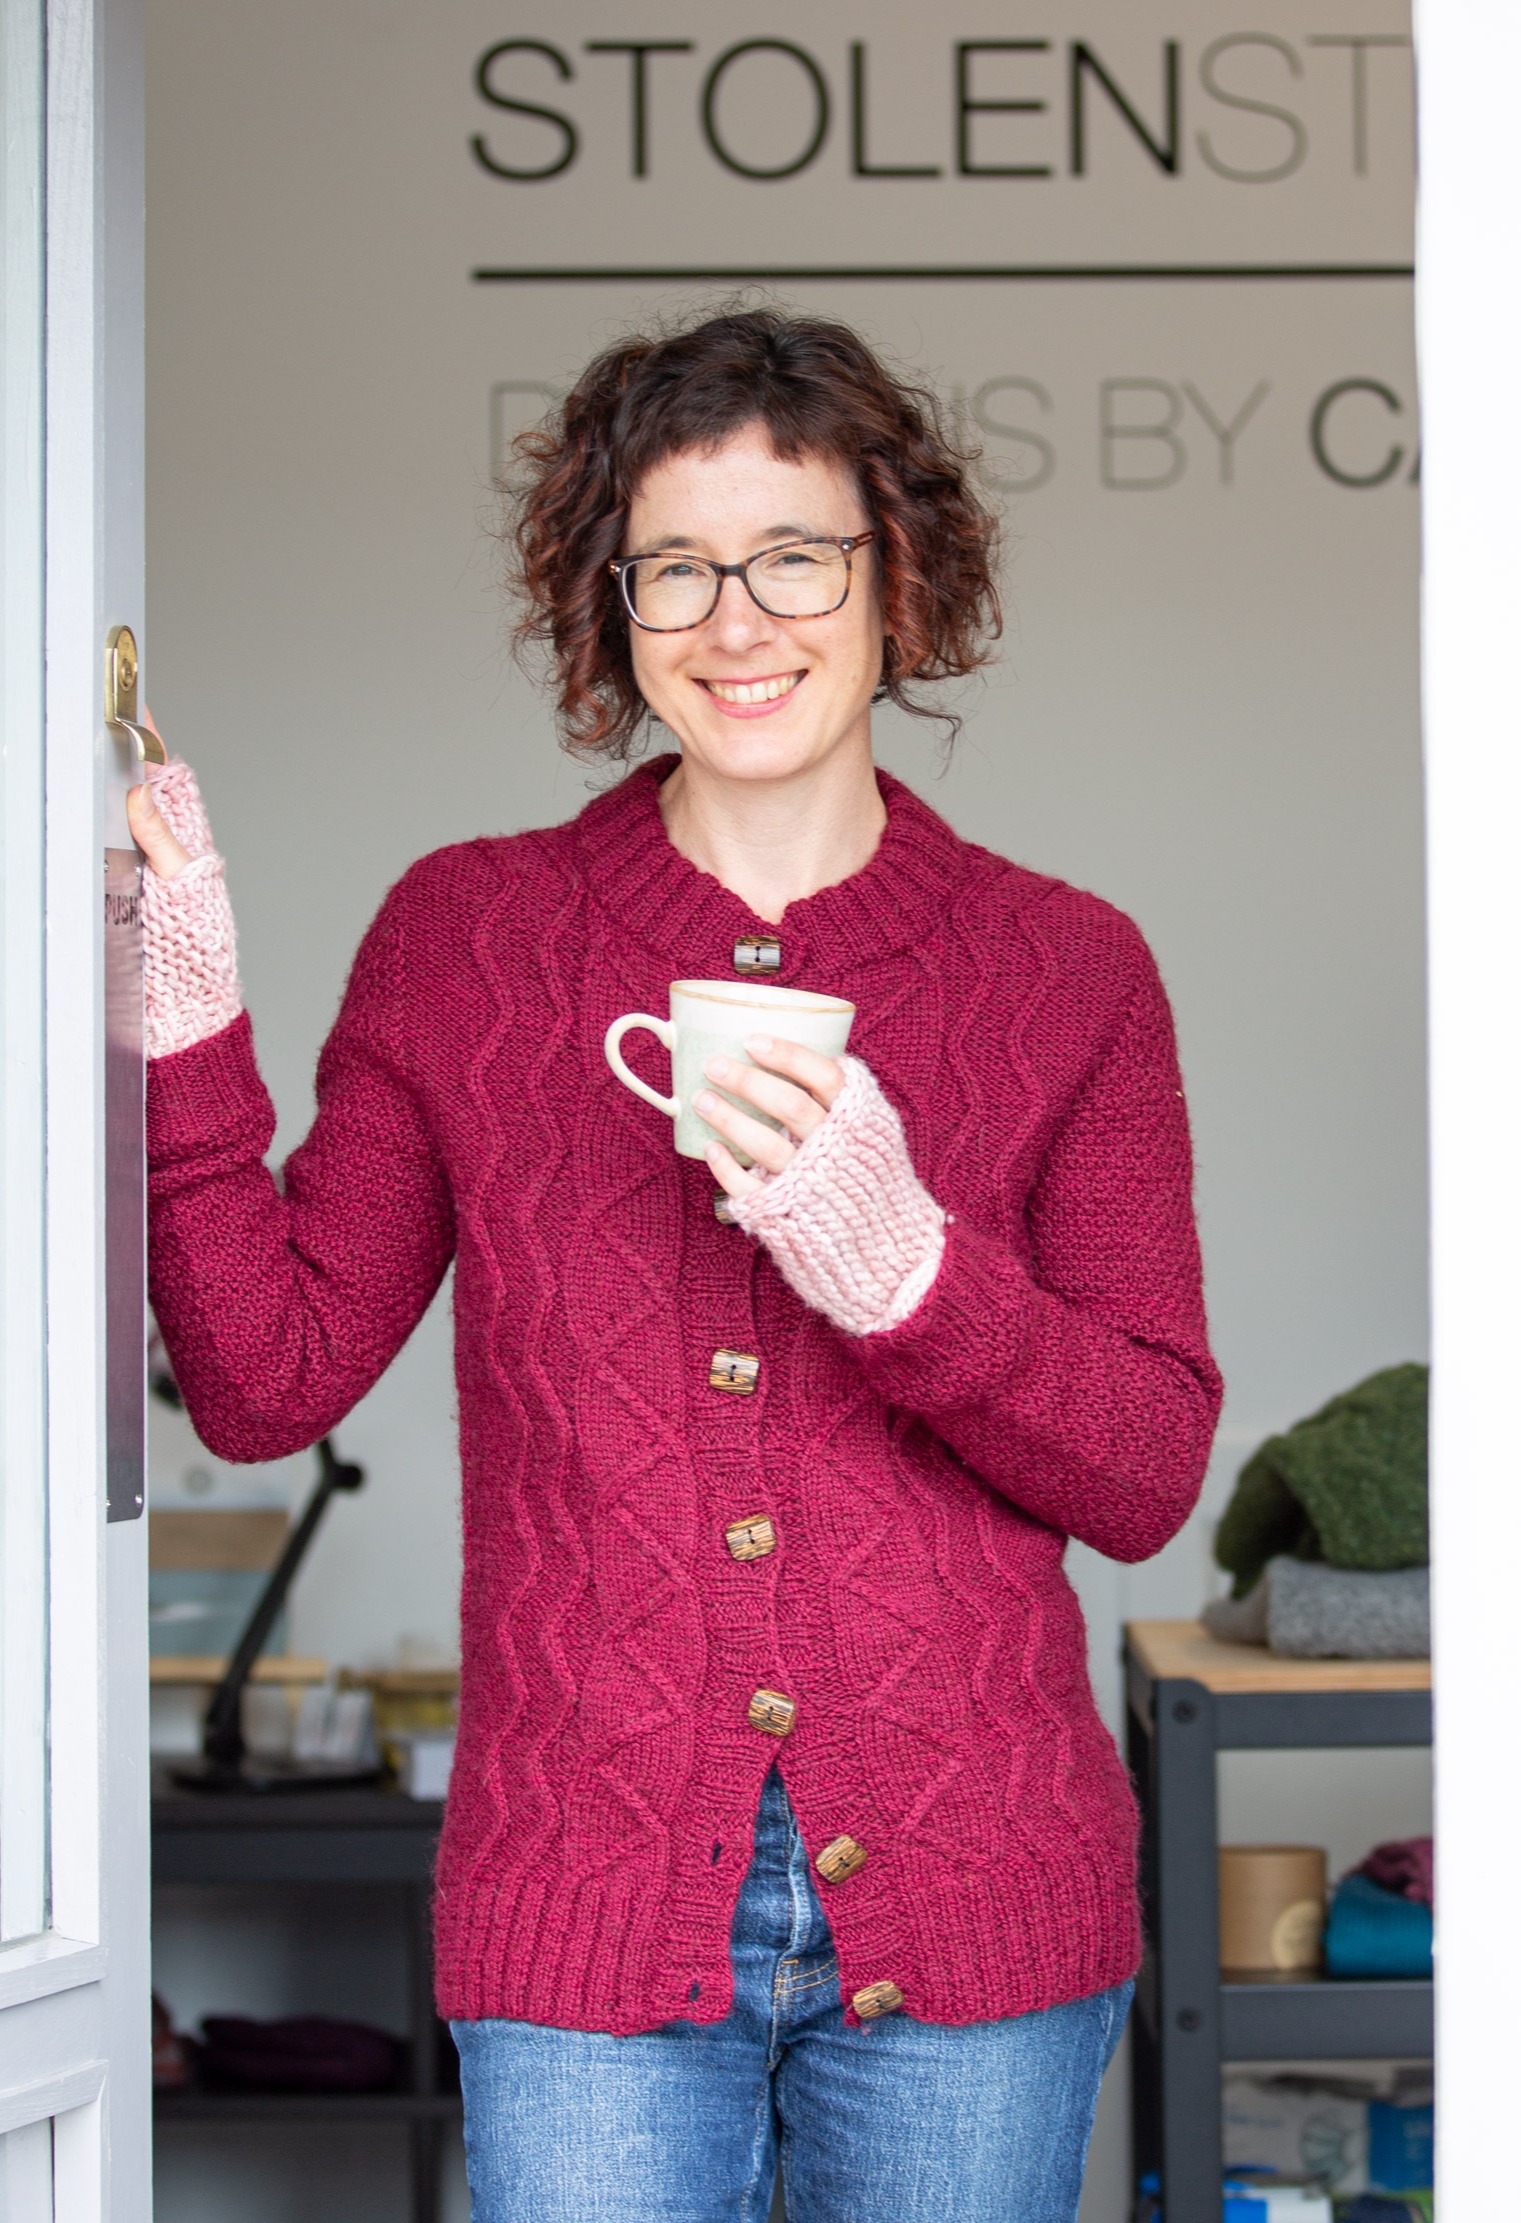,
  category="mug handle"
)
[603,1013,679,1119]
